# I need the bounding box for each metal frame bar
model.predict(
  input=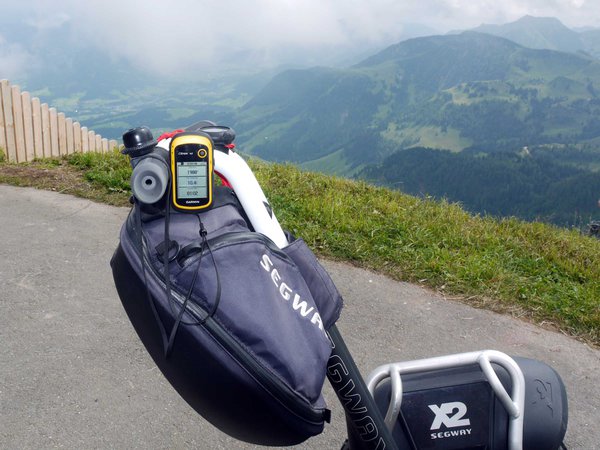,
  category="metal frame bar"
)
[366,350,526,450]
